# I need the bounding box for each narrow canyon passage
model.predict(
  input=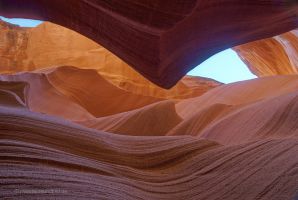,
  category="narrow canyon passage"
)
[0,1,297,199]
